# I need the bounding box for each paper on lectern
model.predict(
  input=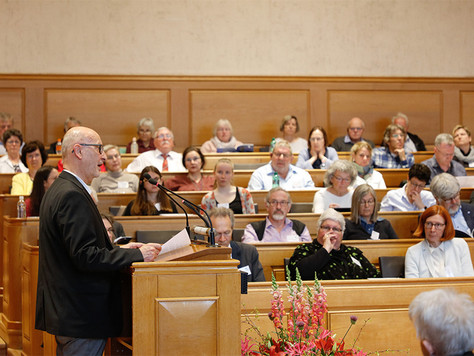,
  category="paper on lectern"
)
[159,228,191,254]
